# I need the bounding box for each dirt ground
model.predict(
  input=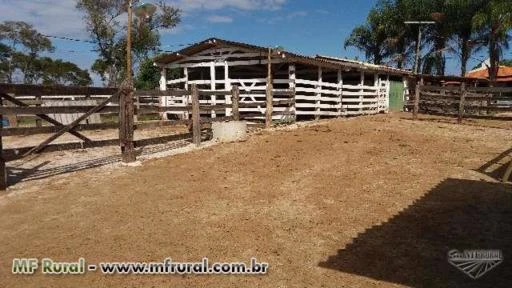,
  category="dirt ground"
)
[0,112,511,287]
